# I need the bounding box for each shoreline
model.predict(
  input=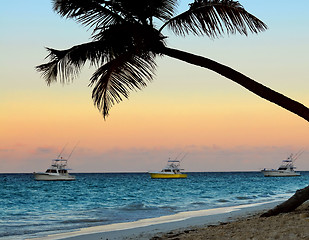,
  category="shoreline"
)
[155,201,309,240]
[30,200,282,240]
